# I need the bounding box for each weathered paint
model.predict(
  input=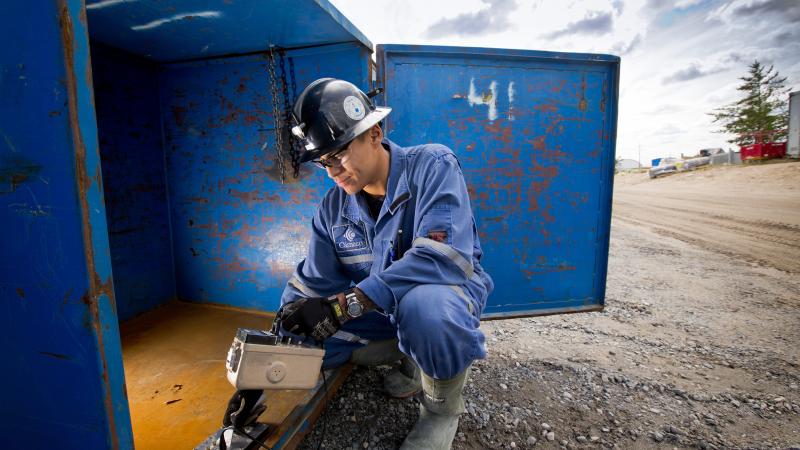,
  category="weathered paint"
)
[467,77,499,121]
[378,45,619,318]
[62,1,133,448]
[85,0,373,62]
[159,43,370,312]
[92,43,177,321]
[0,0,132,448]
[507,81,516,121]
